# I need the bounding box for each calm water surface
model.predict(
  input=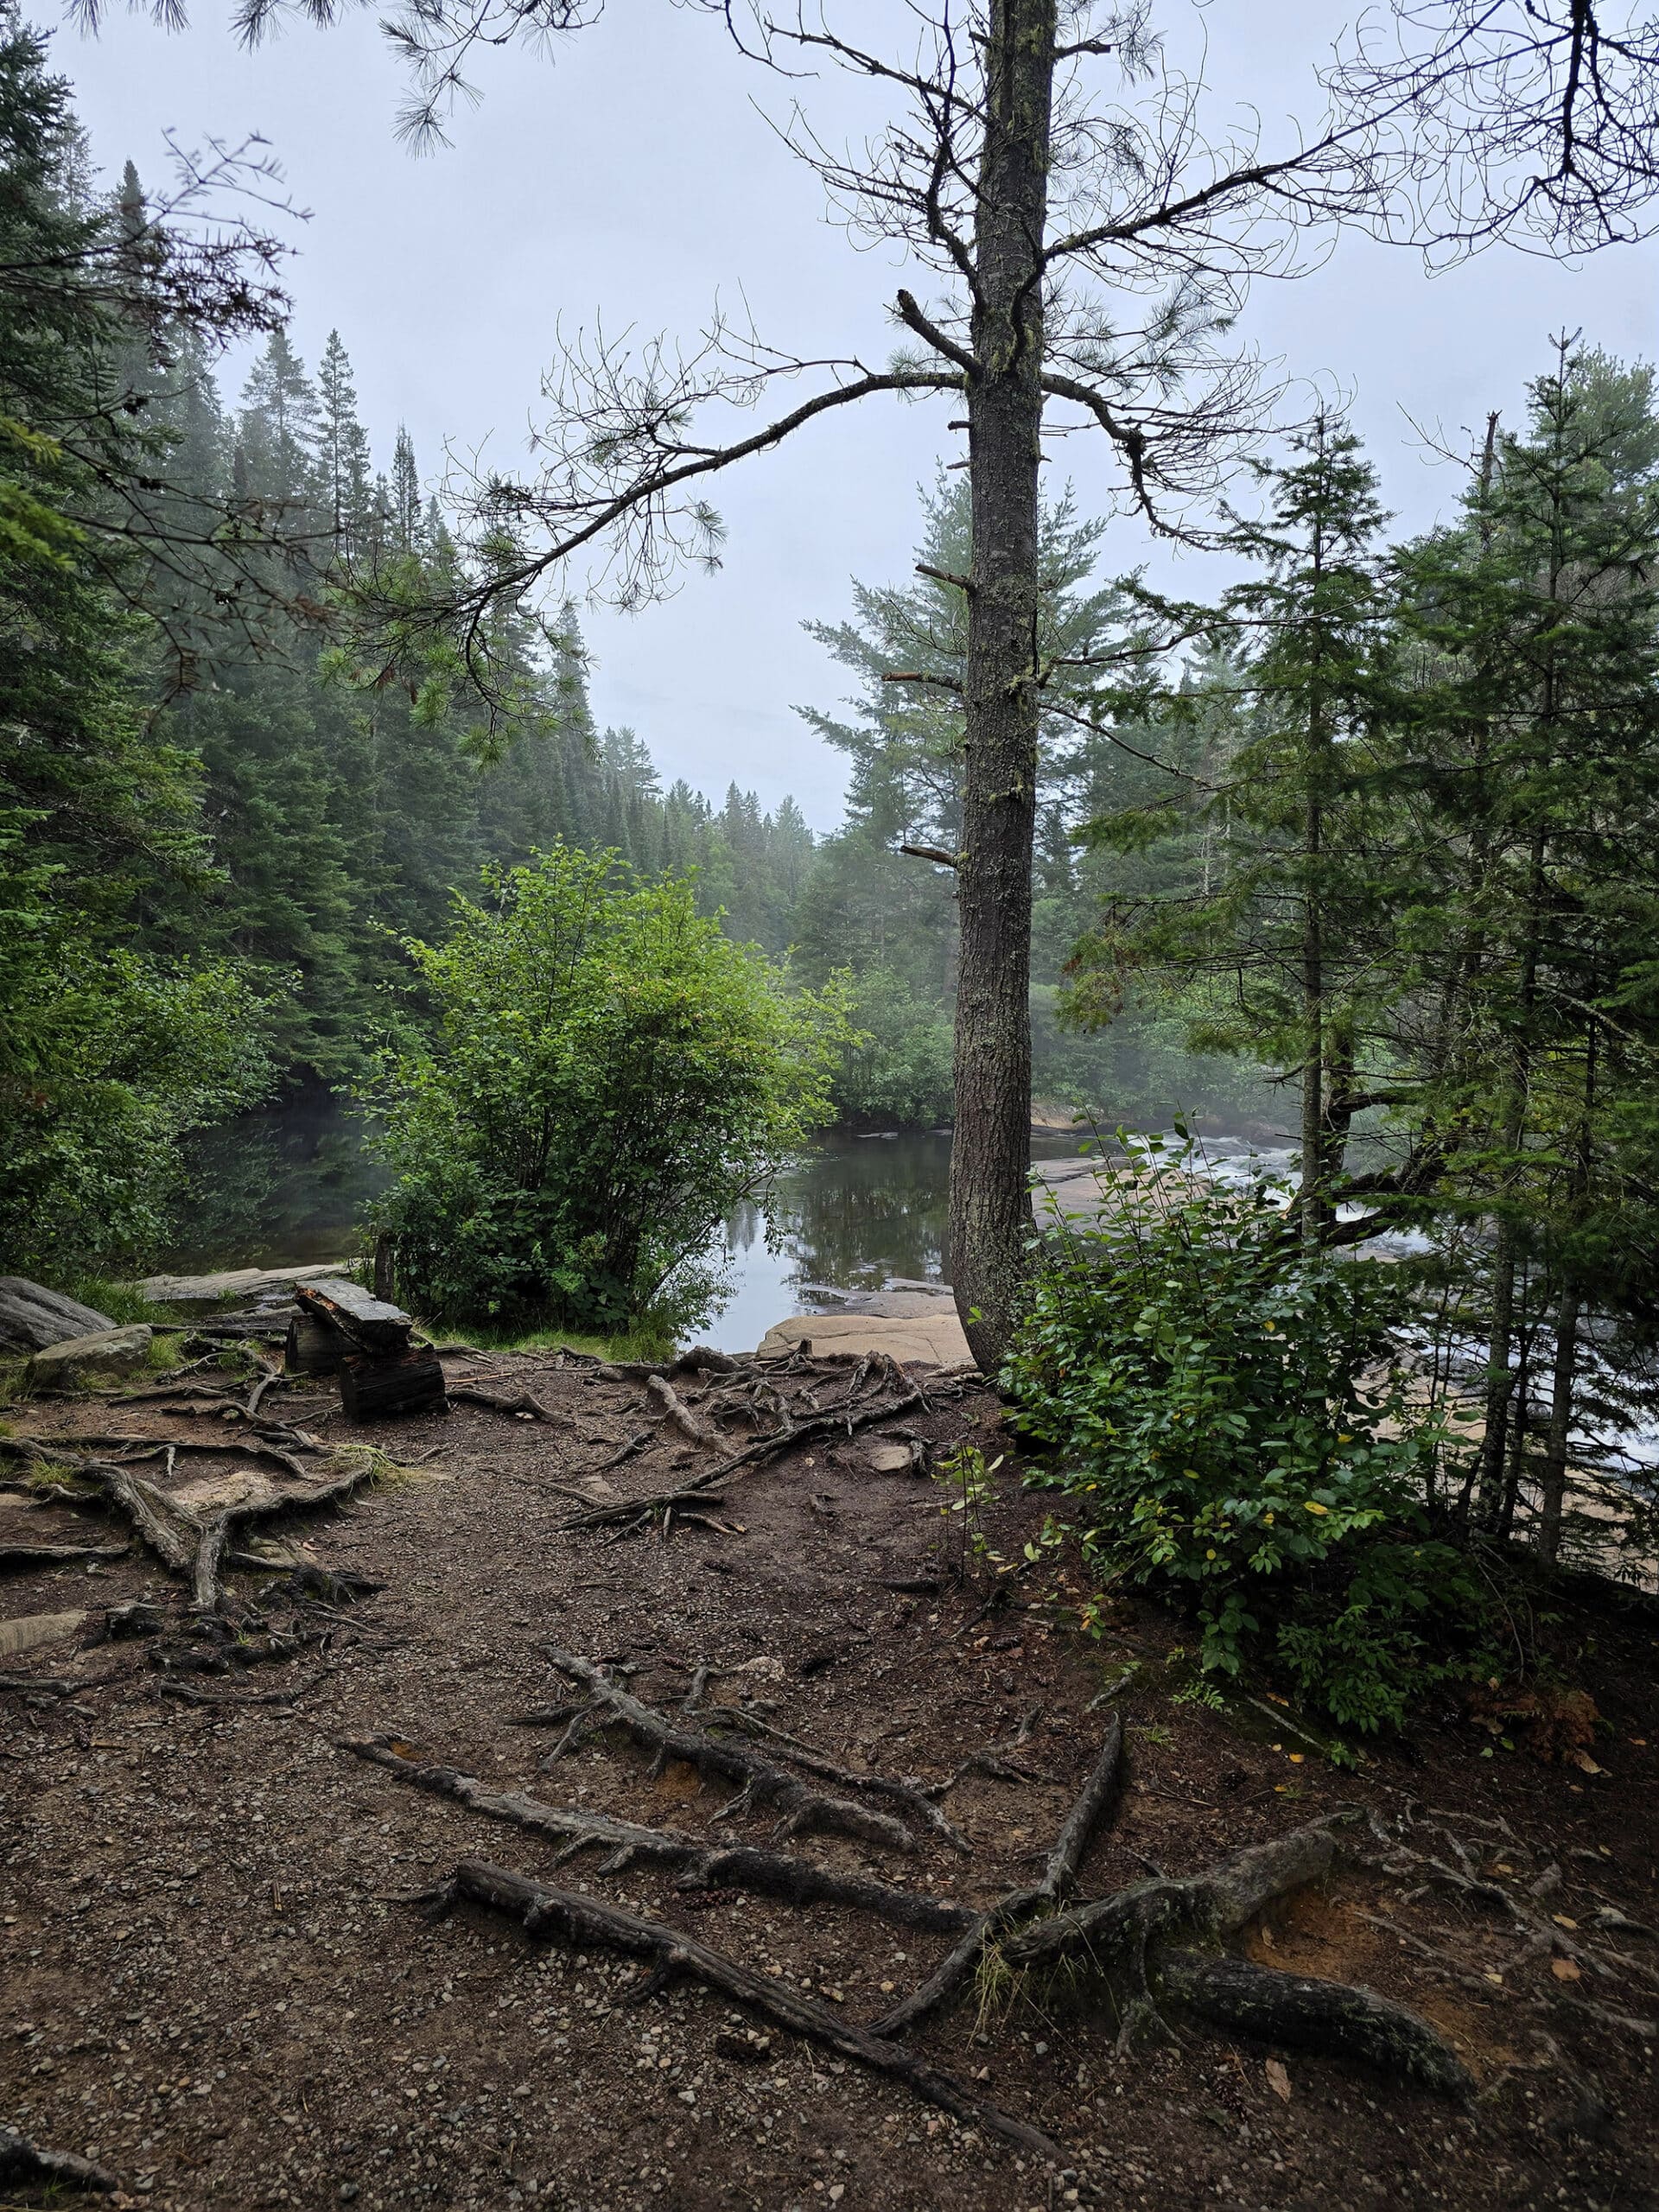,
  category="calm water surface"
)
[167,1103,1106,1351]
